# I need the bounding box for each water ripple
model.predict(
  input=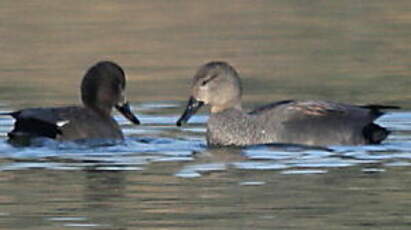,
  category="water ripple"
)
[1,106,411,177]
